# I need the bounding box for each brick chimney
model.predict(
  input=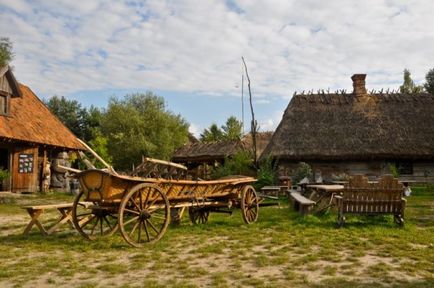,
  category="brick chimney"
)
[351,74,367,96]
